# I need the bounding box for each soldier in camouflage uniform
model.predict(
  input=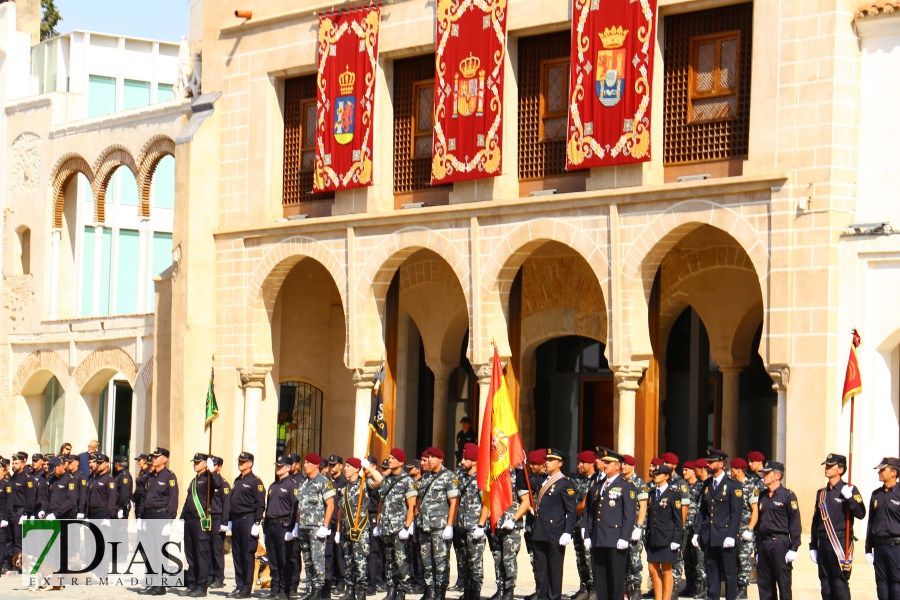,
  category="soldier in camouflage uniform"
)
[457,444,487,600]
[487,464,531,600]
[660,453,692,600]
[681,461,707,599]
[569,451,597,600]
[372,448,418,600]
[450,460,468,593]
[746,452,766,496]
[295,453,337,600]
[338,458,376,600]
[623,455,649,600]
[728,458,758,600]
[415,447,459,600]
